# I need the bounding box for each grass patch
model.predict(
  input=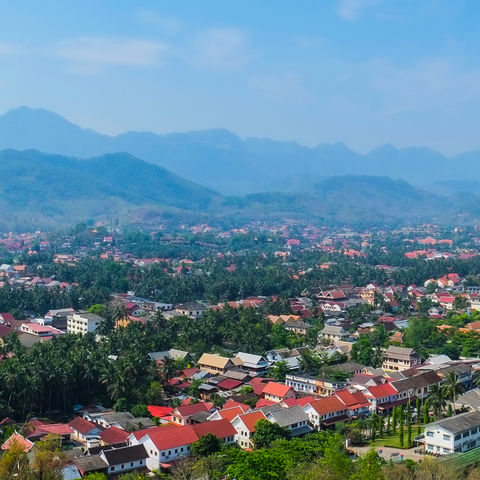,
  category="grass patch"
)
[366,425,424,449]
